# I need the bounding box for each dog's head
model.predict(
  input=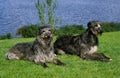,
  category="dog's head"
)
[87,21,103,35]
[38,26,53,41]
